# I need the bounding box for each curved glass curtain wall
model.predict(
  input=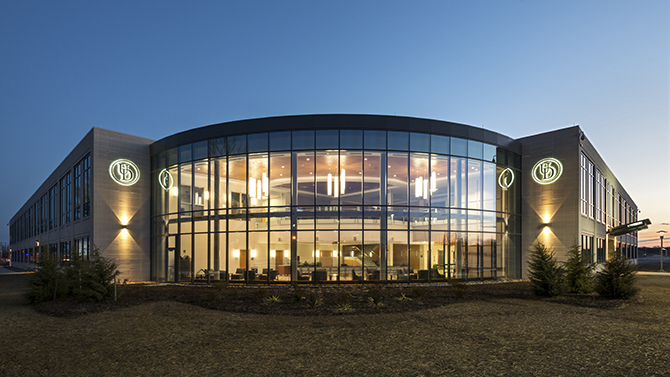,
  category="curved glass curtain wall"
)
[151,129,521,283]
